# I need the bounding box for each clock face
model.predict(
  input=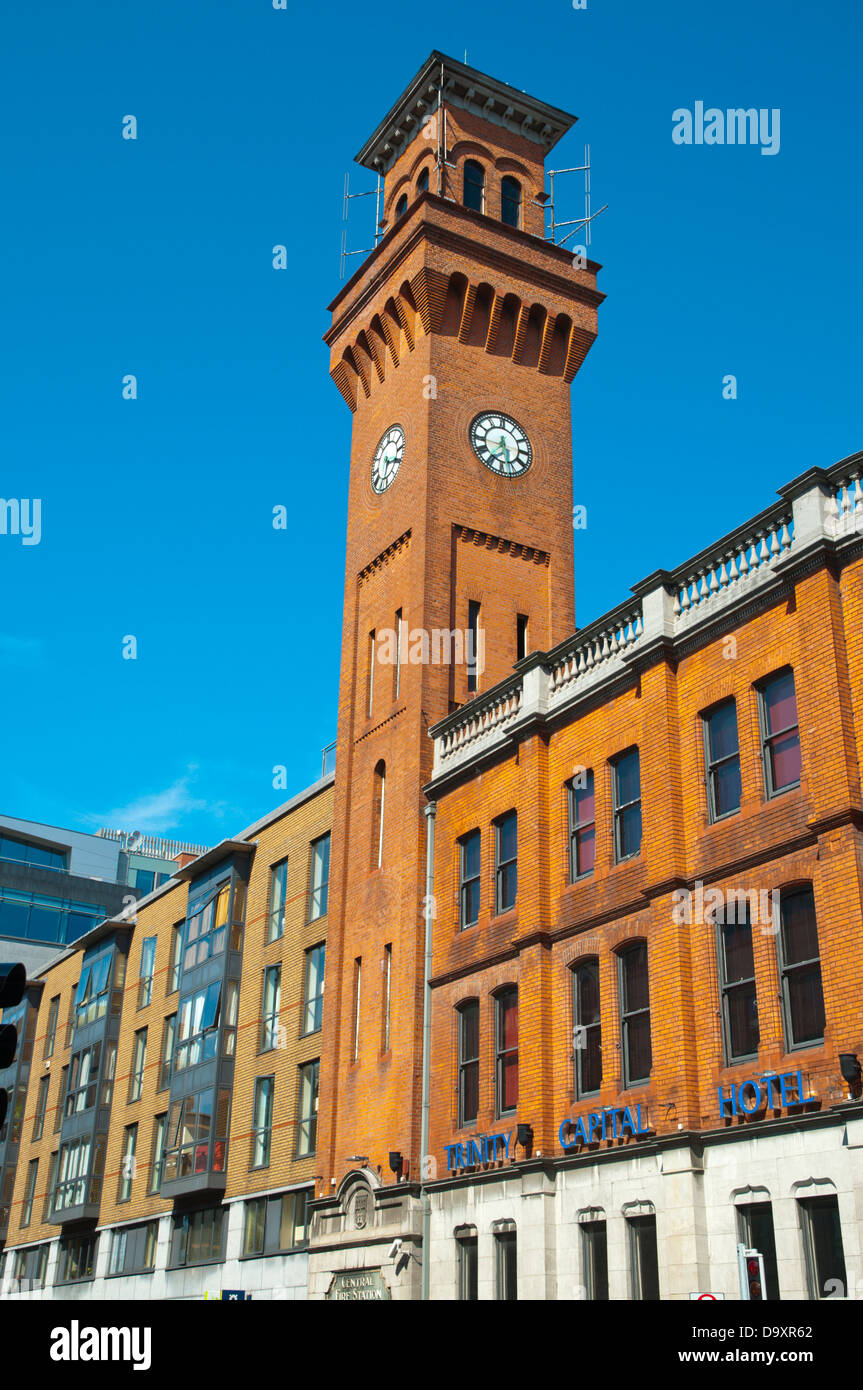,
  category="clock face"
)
[371,424,405,494]
[470,412,532,476]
